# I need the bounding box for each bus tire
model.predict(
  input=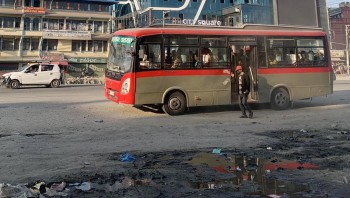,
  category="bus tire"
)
[271,87,290,110]
[163,91,187,115]
[10,80,20,89]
